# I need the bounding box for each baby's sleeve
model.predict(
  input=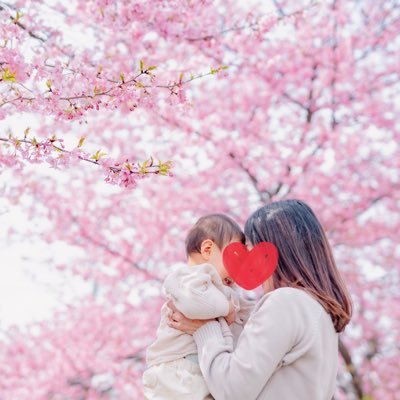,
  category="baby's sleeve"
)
[218,317,234,348]
[164,265,230,320]
[228,286,256,326]
[237,296,256,325]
